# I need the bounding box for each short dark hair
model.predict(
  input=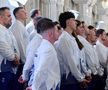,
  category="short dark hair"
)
[96,29,105,37]
[34,16,43,30]
[106,33,108,36]
[30,9,40,18]
[53,21,59,25]
[75,20,81,27]
[88,25,94,30]
[59,11,75,29]
[37,18,55,34]
[53,21,61,30]
[0,7,10,15]
[13,7,24,17]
